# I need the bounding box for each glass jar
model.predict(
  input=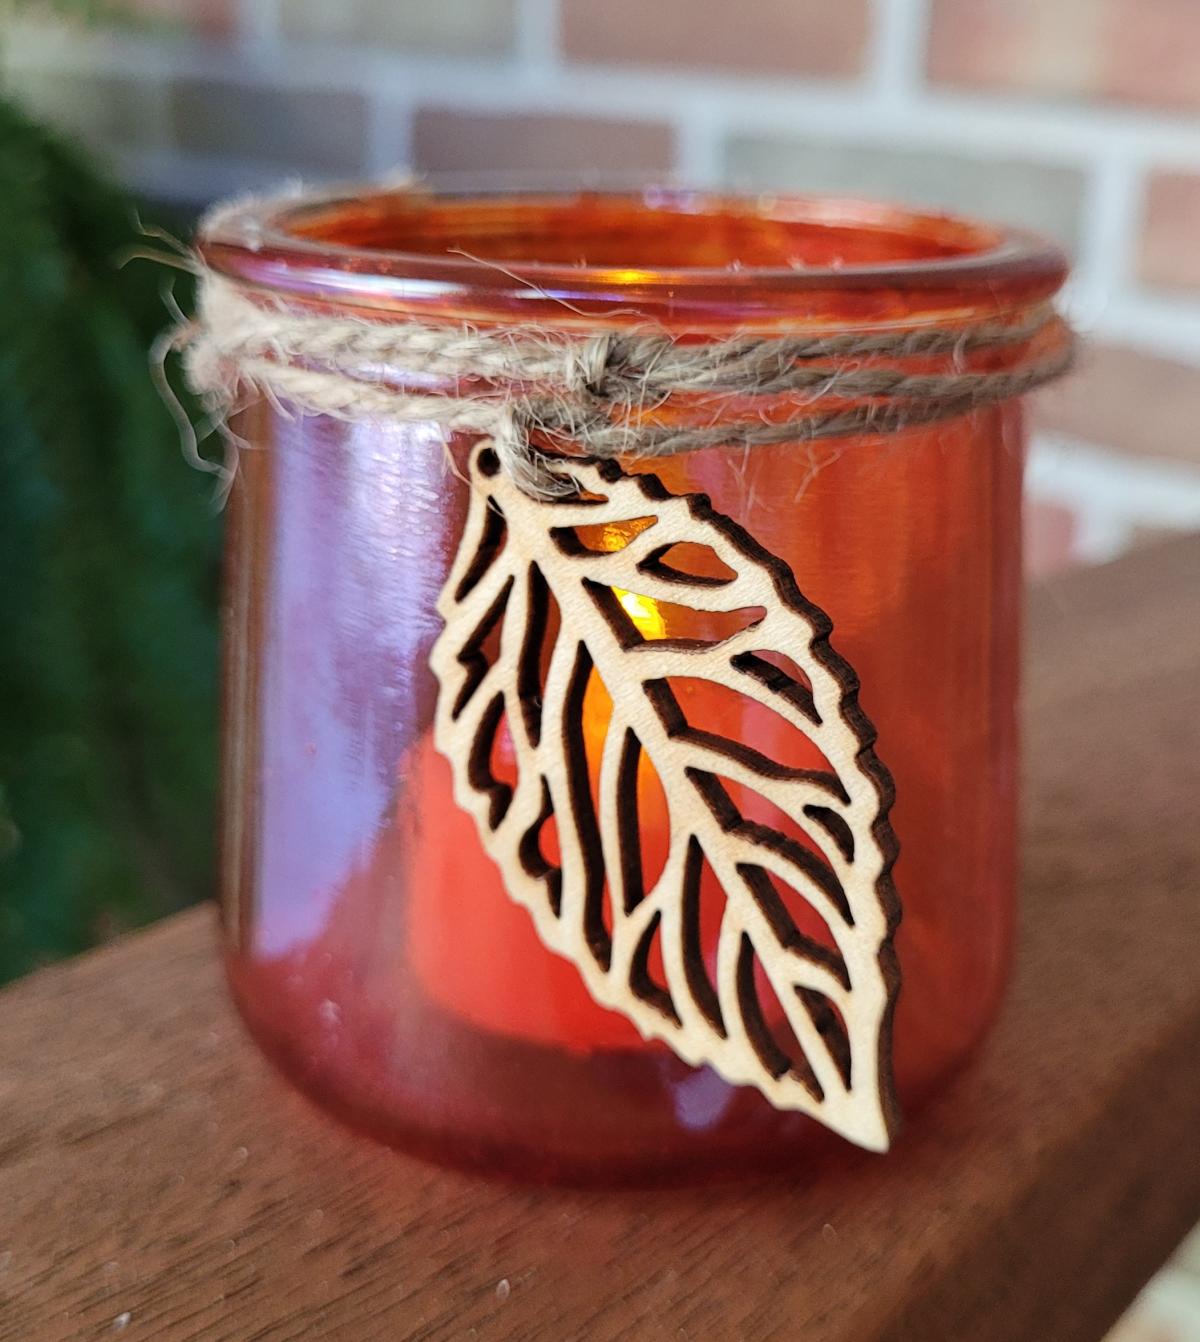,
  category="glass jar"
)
[206,185,1069,1182]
